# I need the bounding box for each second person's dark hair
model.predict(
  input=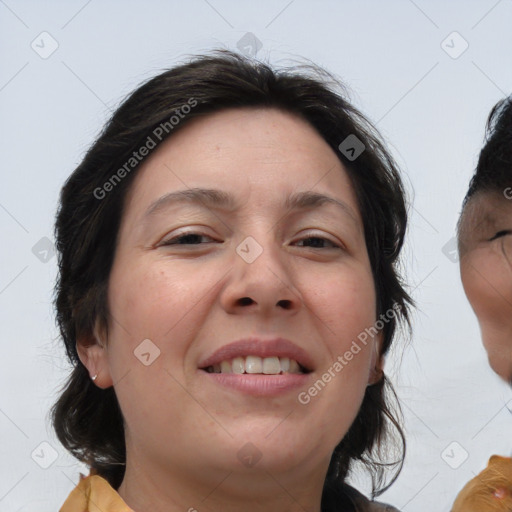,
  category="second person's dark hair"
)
[462,96,512,207]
